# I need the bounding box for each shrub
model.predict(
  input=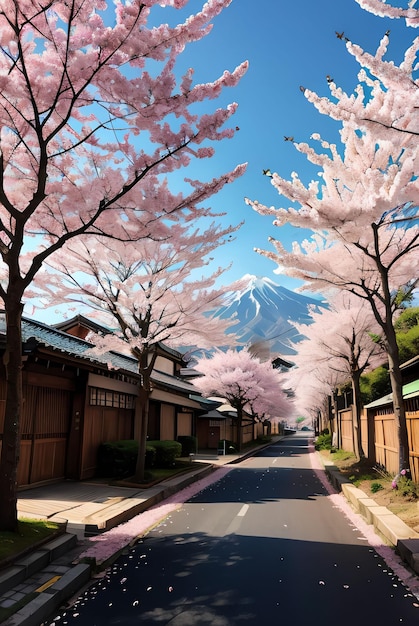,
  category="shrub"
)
[177,436,197,456]
[97,440,138,478]
[147,440,182,467]
[256,435,272,444]
[145,445,156,469]
[397,476,418,501]
[97,439,182,477]
[314,433,332,451]
[371,482,384,494]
